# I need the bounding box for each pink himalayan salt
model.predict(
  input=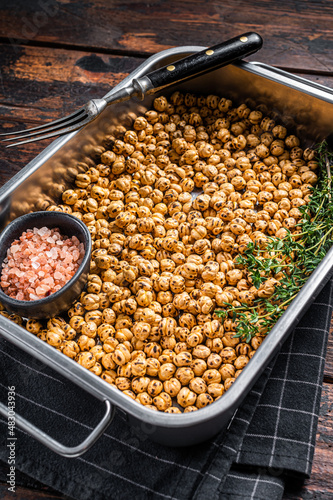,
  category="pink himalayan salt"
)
[0,226,85,301]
